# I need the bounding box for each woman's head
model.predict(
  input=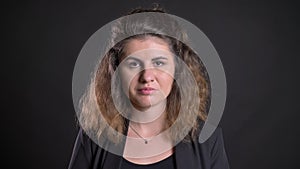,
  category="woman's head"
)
[79,7,211,143]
